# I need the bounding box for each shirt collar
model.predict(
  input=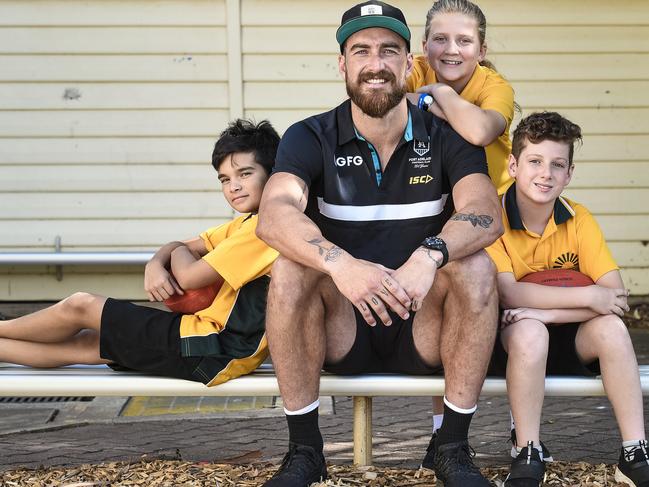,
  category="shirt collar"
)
[336,99,429,146]
[504,182,576,231]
